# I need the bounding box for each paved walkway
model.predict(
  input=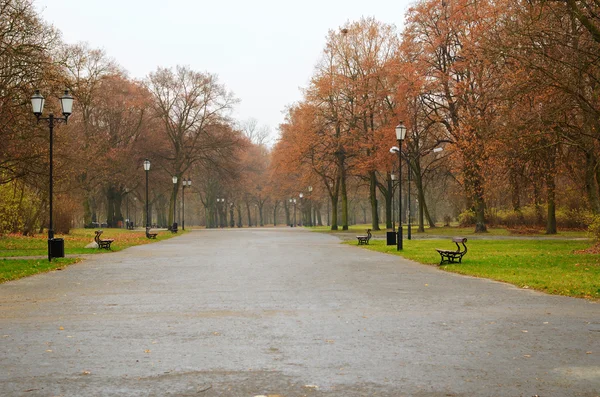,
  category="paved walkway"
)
[0,228,598,396]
